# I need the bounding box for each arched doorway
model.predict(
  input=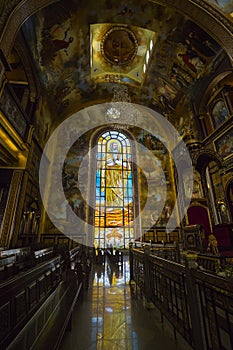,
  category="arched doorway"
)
[226,180,233,221]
